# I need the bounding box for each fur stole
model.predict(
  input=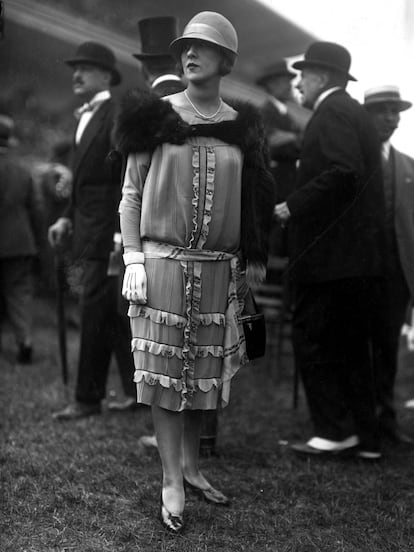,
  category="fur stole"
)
[113,90,275,267]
